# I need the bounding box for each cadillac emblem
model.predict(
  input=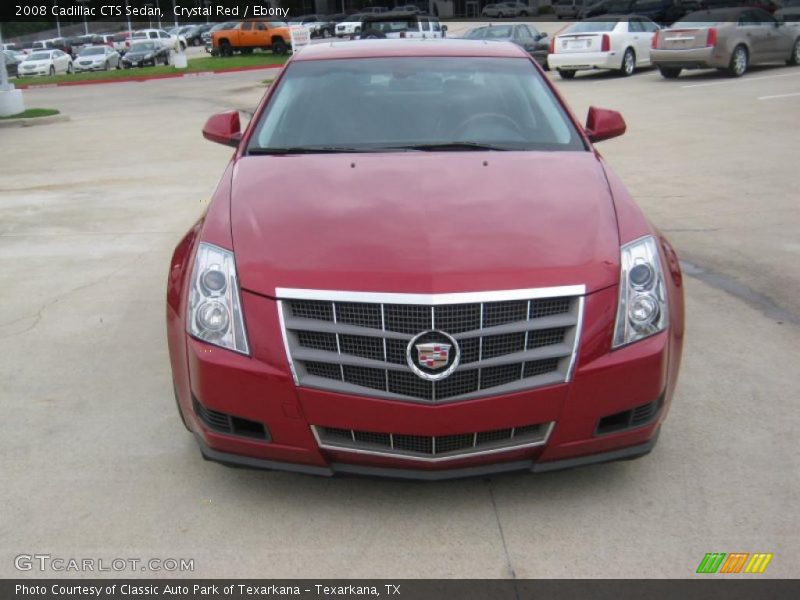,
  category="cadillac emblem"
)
[416,343,451,369]
[406,330,460,381]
